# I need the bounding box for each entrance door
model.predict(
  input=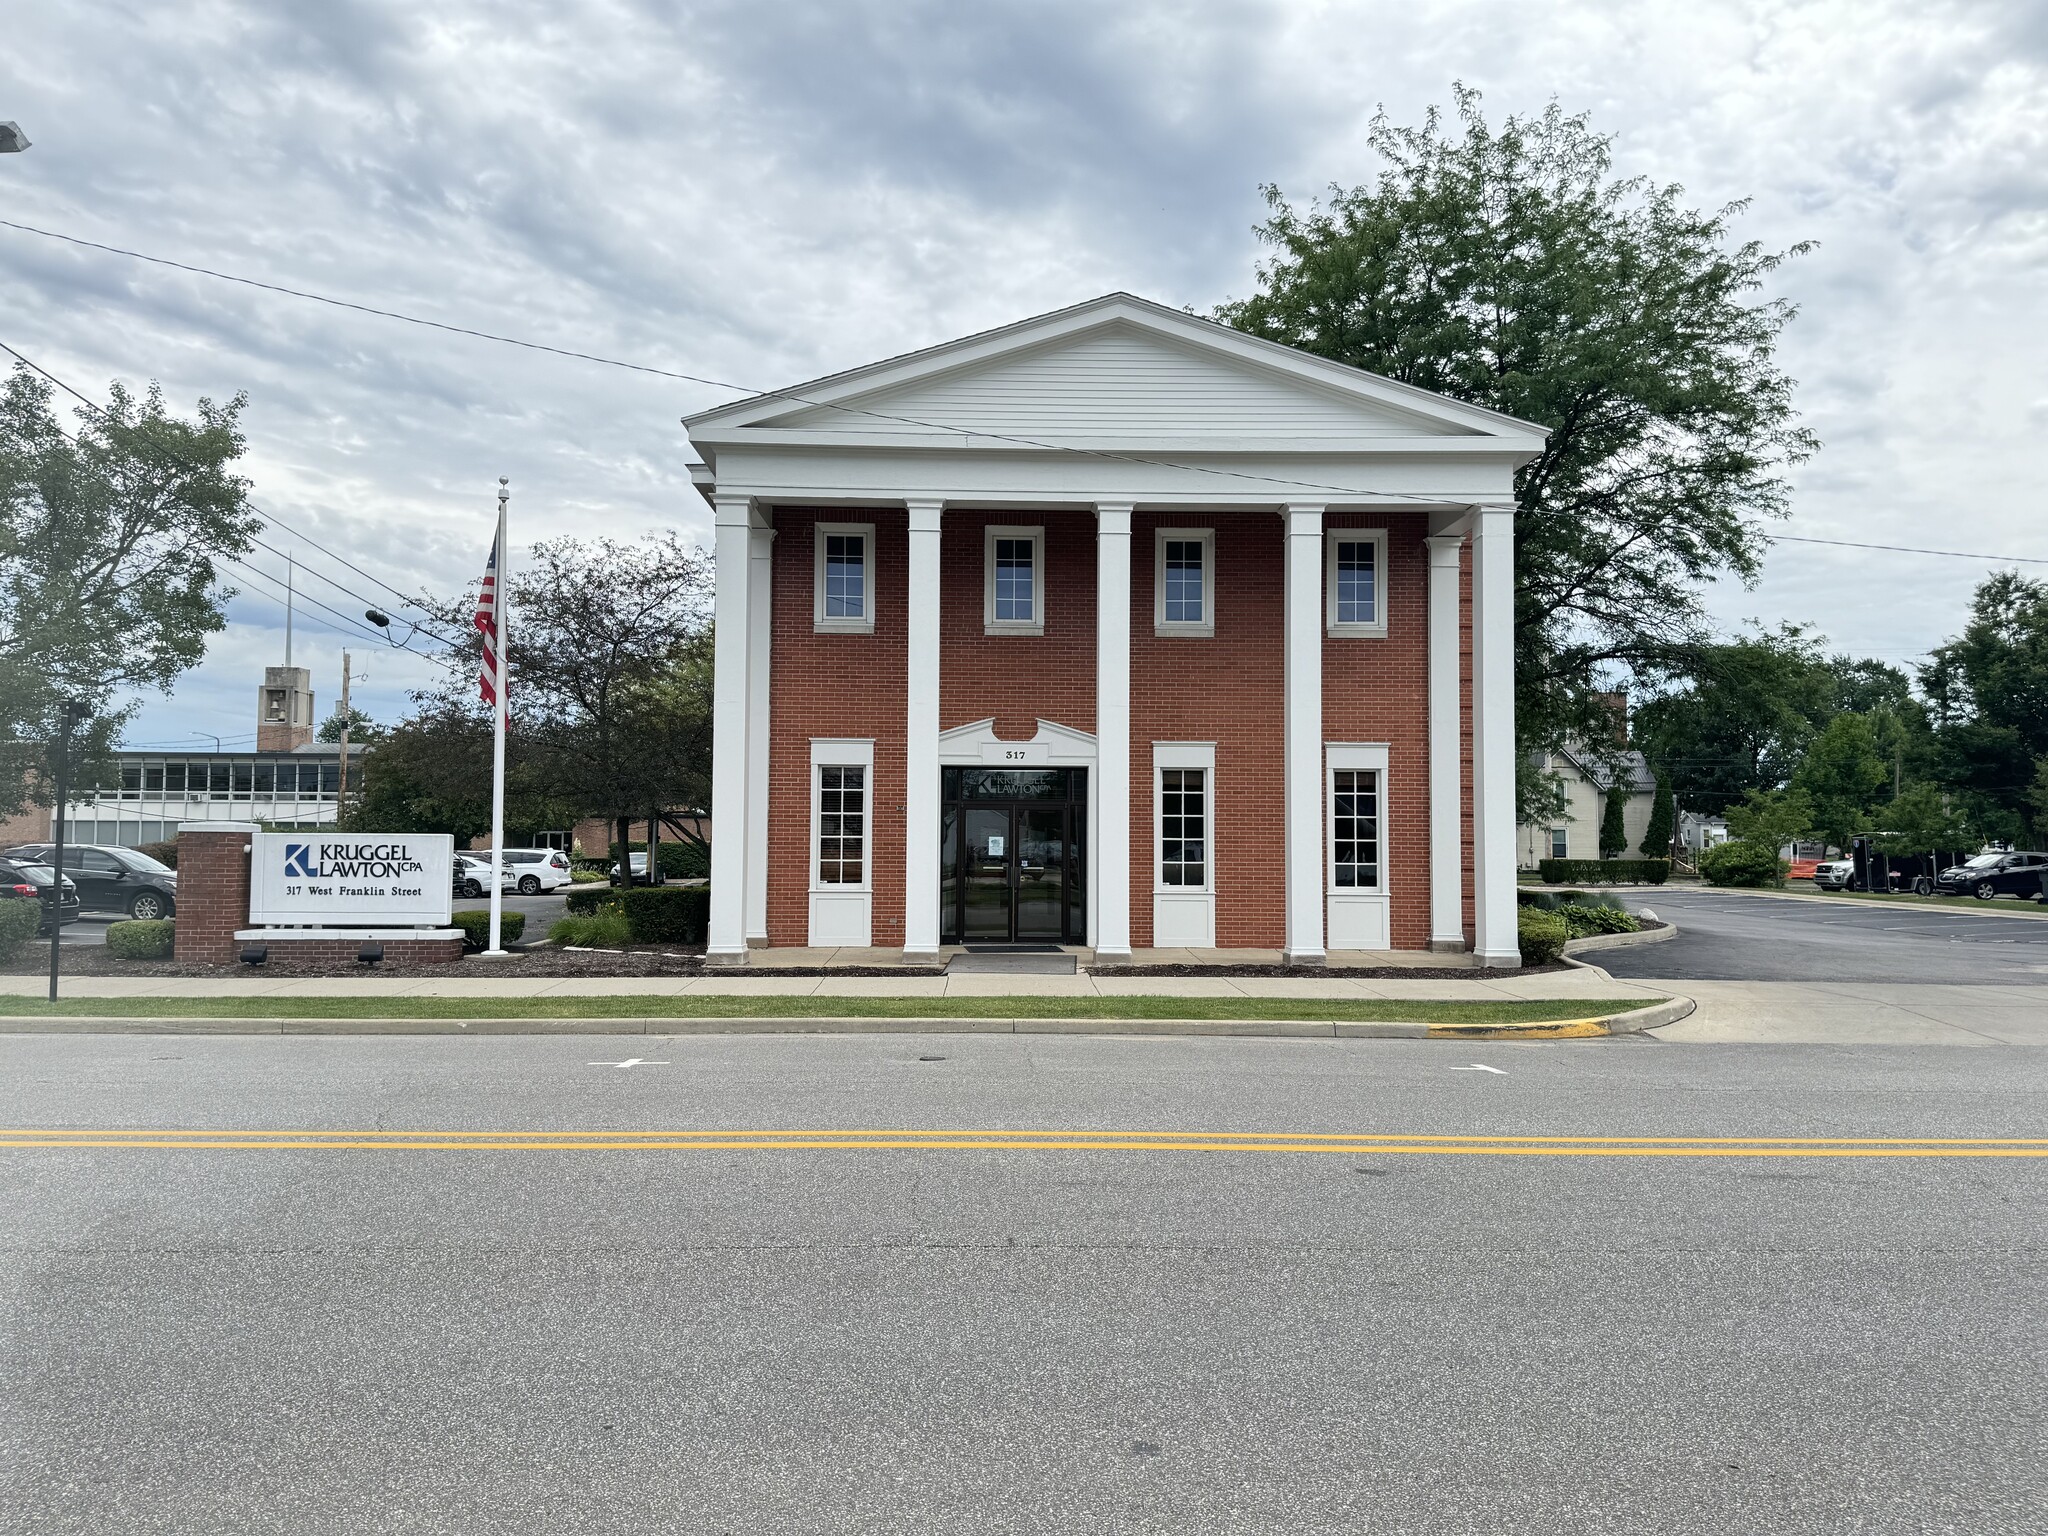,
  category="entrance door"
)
[942,768,1087,945]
